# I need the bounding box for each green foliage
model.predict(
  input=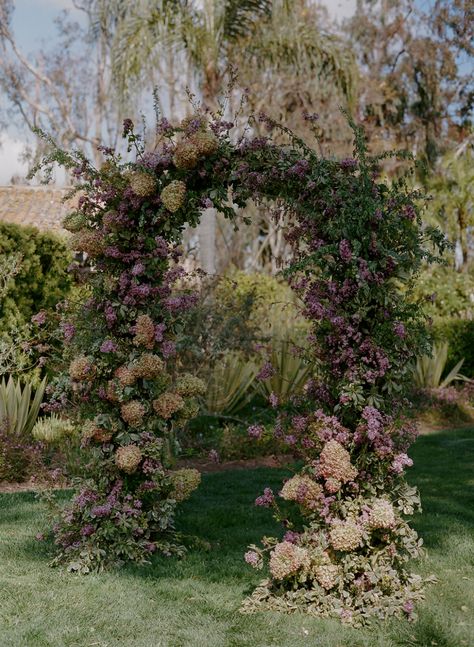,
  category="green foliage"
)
[413,342,469,389]
[413,264,474,319]
[0,376,46,436]
[433,318,474,378]
[205,352,258,415]
[32,414,75,444]
[0,222,72,331]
